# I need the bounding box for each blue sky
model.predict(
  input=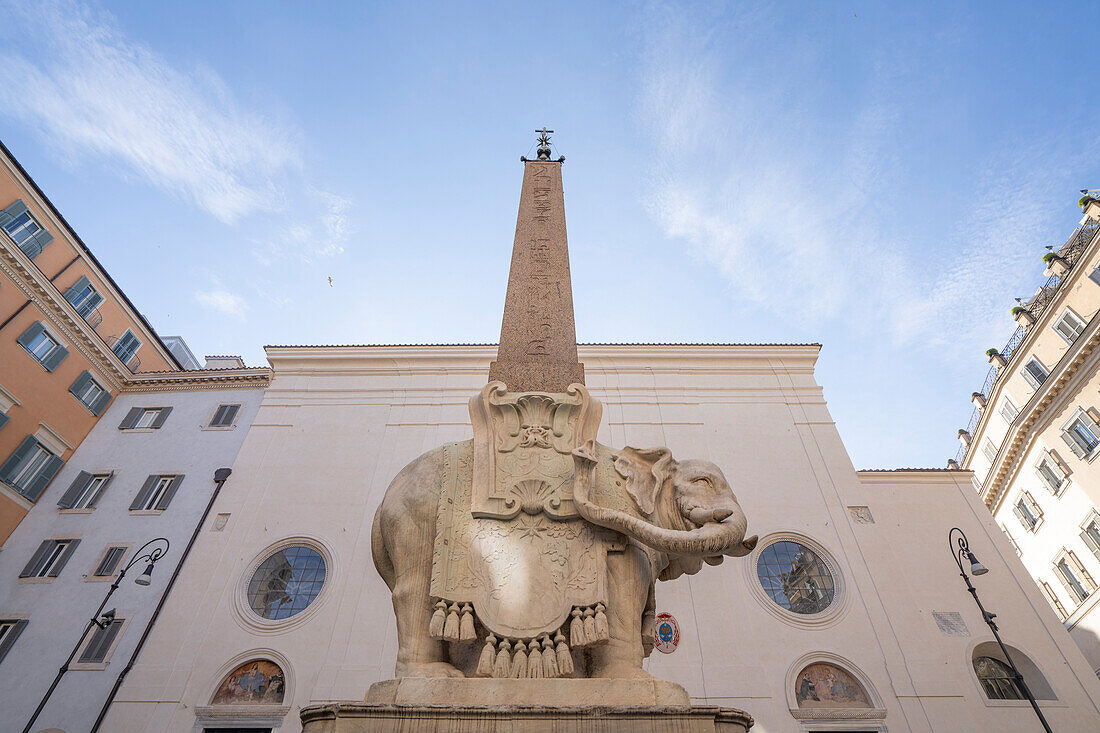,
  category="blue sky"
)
[1,1,1097,469]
